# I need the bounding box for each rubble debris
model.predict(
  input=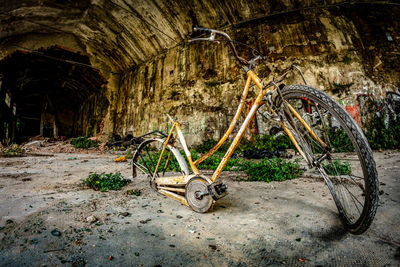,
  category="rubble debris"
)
[188,225,196,234]
[119,212,131,217]
[86,215,98,224]
[209,244,217,250]
[51,229,62,237]
[24,141,43,147]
